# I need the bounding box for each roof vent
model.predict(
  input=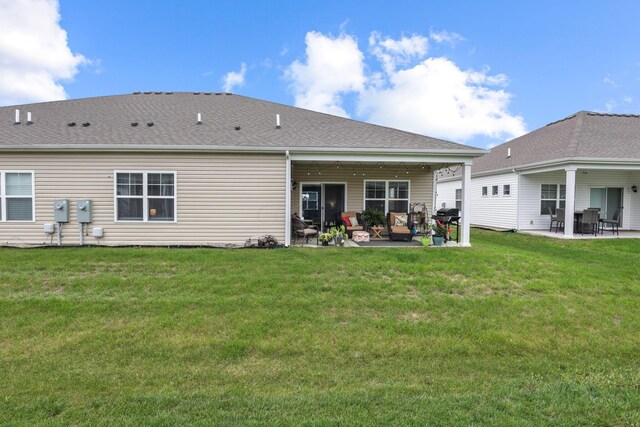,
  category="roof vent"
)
[133,91,141,94]
[82,122,90,127]
[147,122,154,127]
[276,114,281,129]
[225,93,232,95]
[67,122,76,127]
[235,126,241,131]
[14,109,20,124]
[165,92,173,95]
[27,112,33,125]
[507,147,511,158]
[193,92,201,95]
[204,92,211,95]
[154,92,162,94]
[143,91,151,94]
[131,122,138,127]
[214,92,222,95]
[197,113,202,124]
